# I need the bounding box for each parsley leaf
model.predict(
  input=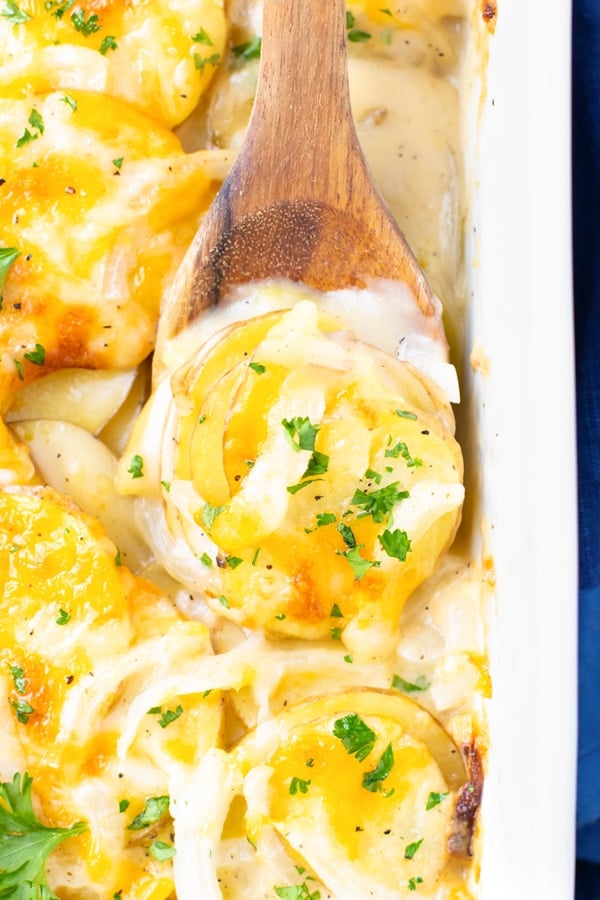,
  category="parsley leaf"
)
[404,838,424,860]
[127,454,144,479]
[232,35,262,60]
[391,674,430,694]
[1,0,31,23]
[149,705,184,728]
[200,501,224,530]
[302,450,329,477]
[0,247,19,299]
[316,512,336,527]
[0,772,87,894]
[395,409,418,420]
[11,699,34,724]
[362,743,394,792]
[193,51,221,71]
[149,839,176,861]
[286,477,323,495]
[332,713,376,762]
[378,528,412,561]
[408,876,424,891]
[70,7,101,35]
[127,796,170,831]
[426,791,449,810]
[23,343,45,366]
[56,608,71,625]
[289,777,311,795]
[350,482,409,523]
[9,664,26,694]
[281,416,319,452]
[191,27,213,44]
[336,544,380,580]
[384,440,423,467]
[274,882,320,900]
[248,361,266,373]
[99,34,117,54]
[337,522,356,548]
